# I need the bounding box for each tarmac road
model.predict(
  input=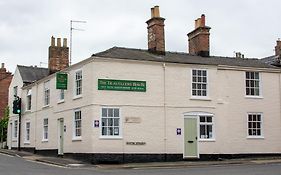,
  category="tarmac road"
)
[1,152,281,175]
